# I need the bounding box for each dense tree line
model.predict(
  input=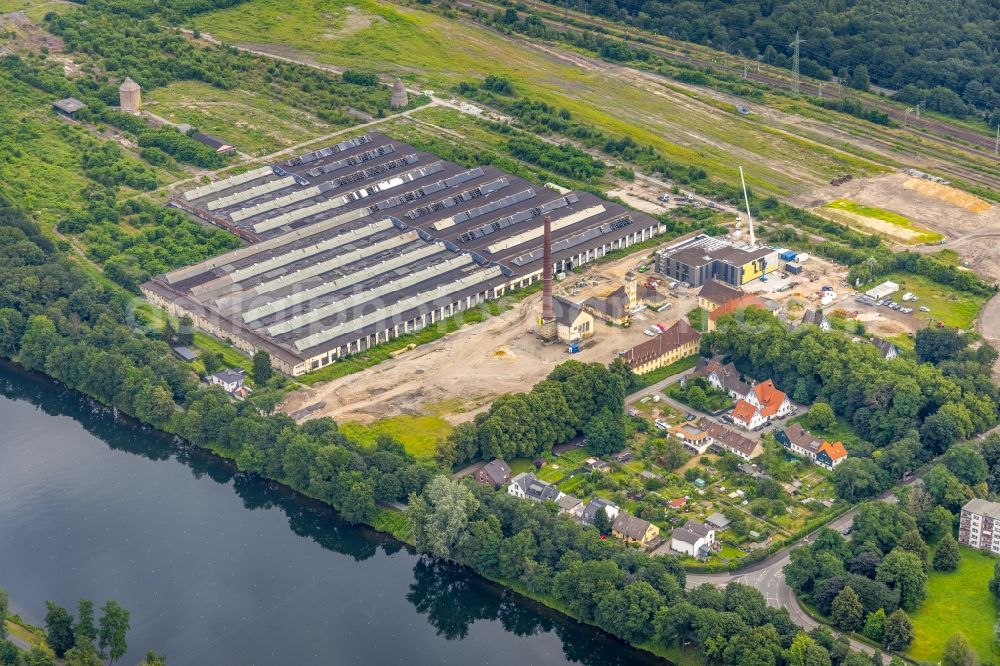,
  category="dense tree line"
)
[532,0,1000,125]
[784,508,920,651]
[703,308,997,503]
[0,200,433,529]
[506,135,606,182]
[765,216,995,300]
[409,476,907,665]
[440,359,633,467]
[458,79,727,193]
[815,97,891,126]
